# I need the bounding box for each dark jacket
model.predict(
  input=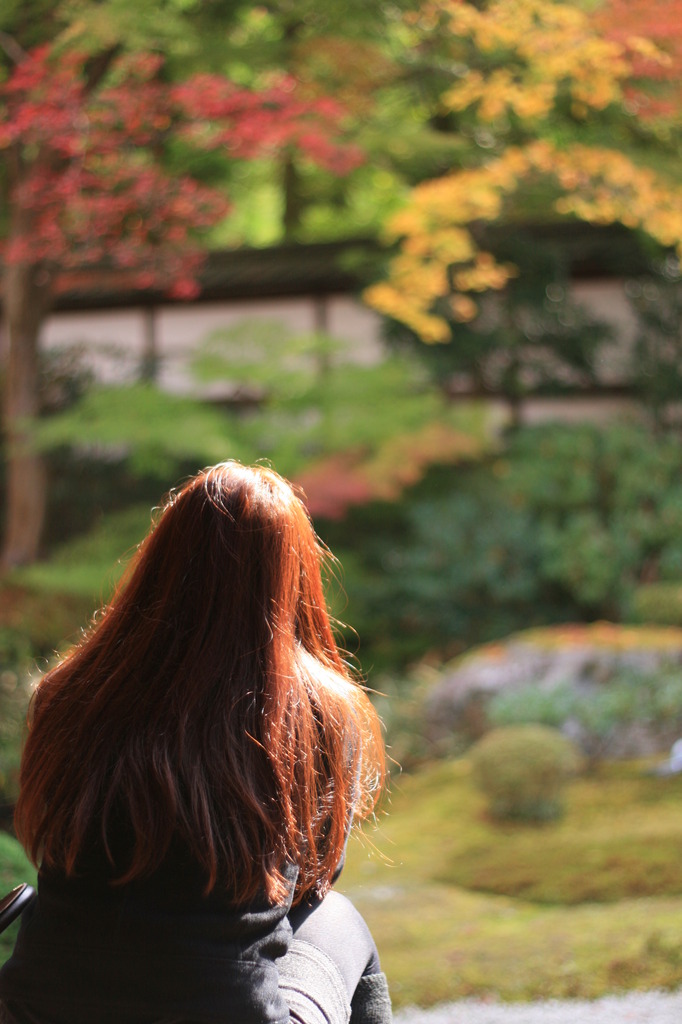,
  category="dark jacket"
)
[0,835,296,1024]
